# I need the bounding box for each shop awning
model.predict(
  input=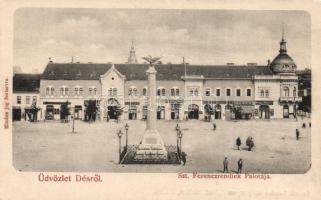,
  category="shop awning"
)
[241,105,255,113]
